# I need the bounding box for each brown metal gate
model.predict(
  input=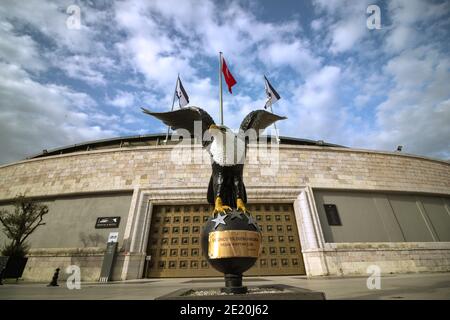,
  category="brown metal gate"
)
[145,203,305,278]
